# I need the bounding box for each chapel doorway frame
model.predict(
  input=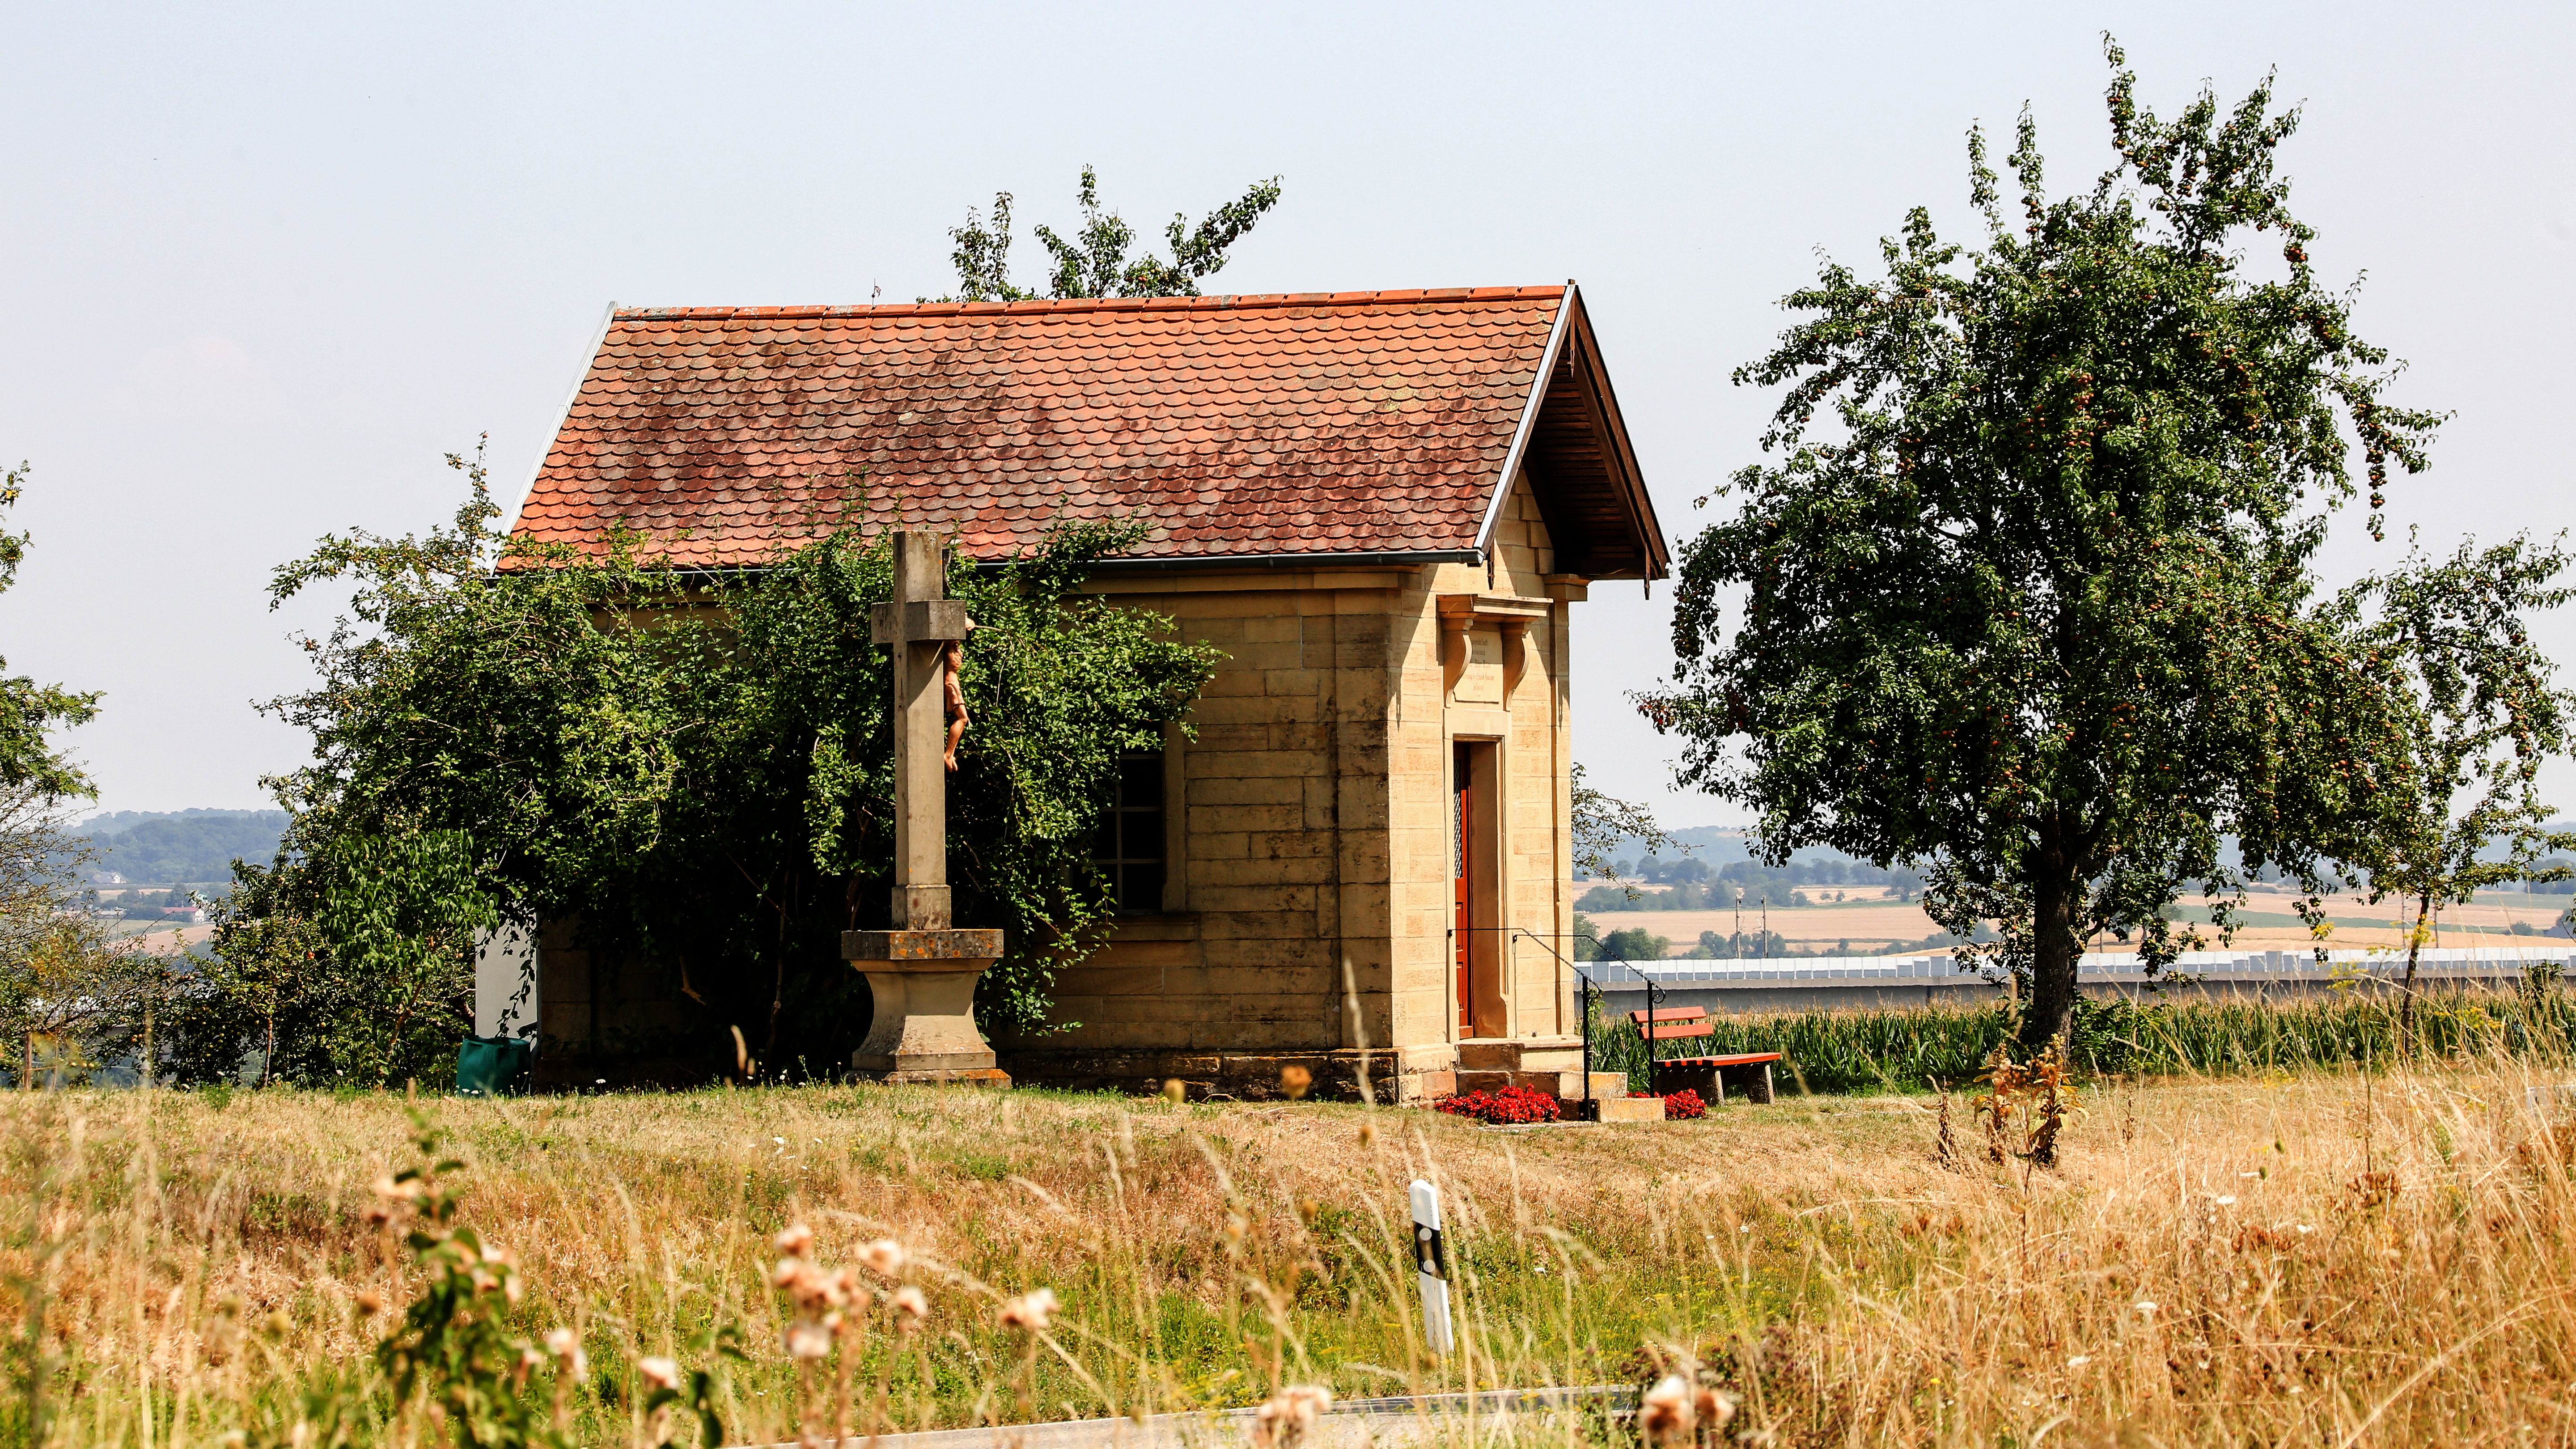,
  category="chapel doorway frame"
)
[1452,737,1506,1039]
